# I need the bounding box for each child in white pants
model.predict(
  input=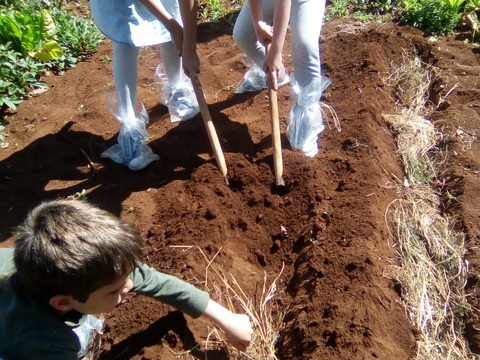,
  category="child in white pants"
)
[90,0,200,170]
[233,0,331,157]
